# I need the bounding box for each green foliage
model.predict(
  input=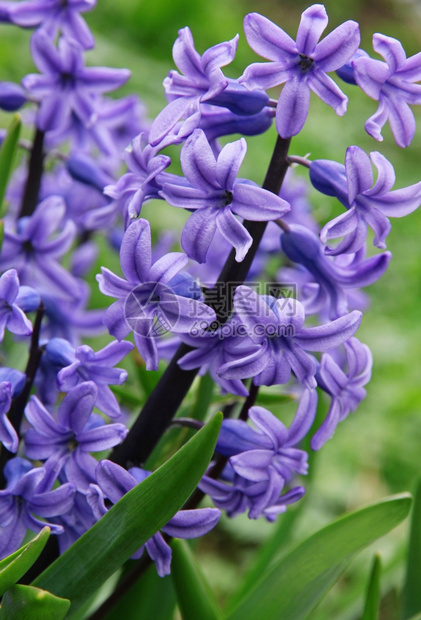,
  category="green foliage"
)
[33,413,222,613]
[0,527,50,597]
[403,480,421,619]
[0,114,21,216]
[226,494,411,620]
[171,539,222,620]
[0,585,70,620]
[361,554,382,620]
